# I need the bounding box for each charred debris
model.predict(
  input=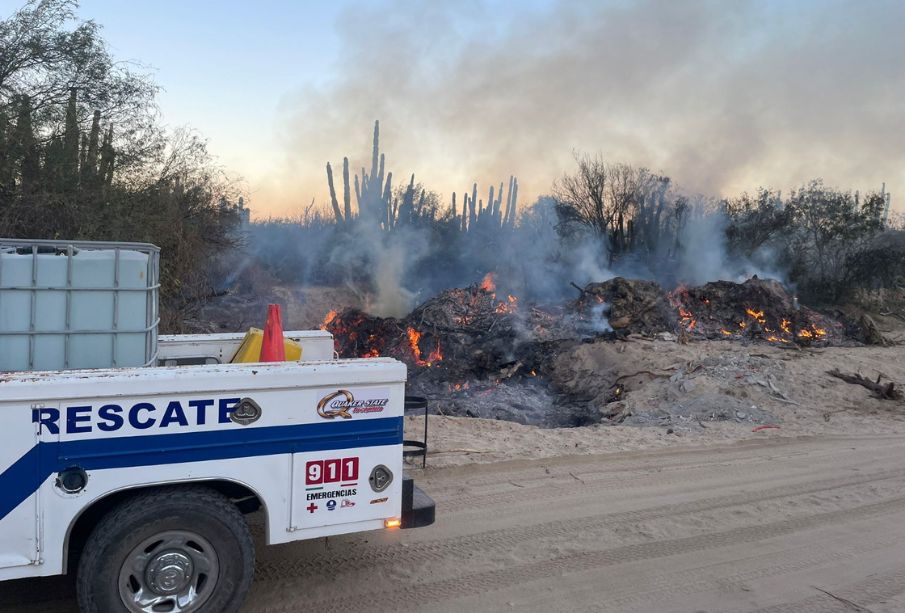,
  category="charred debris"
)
[321,275,881,427]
